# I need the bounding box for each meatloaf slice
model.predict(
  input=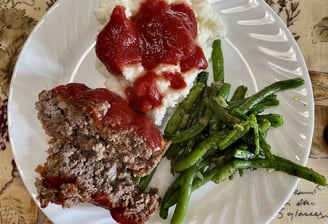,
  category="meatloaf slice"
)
[34,83,169,224]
